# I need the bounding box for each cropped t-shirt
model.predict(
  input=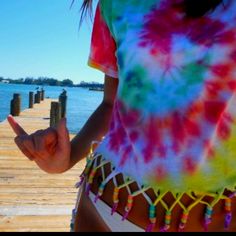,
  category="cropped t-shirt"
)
[88,0,236,194]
